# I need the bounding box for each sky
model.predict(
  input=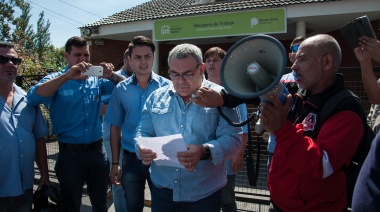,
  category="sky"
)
[23,0,150,48]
